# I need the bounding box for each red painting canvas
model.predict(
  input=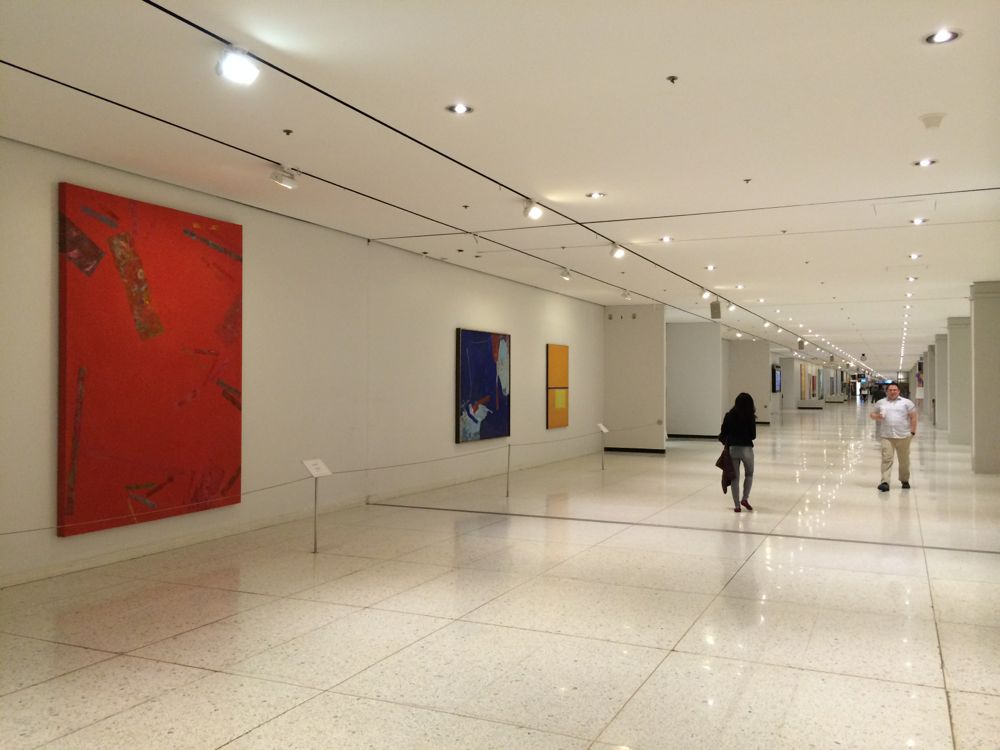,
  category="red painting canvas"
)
[58,183,242,536]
